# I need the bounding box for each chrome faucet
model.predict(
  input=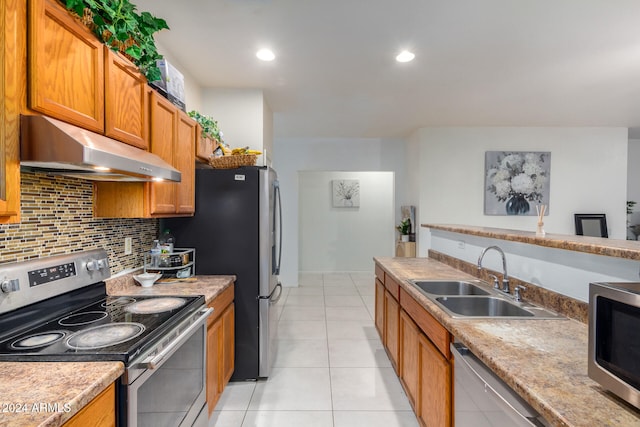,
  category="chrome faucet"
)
[477,245,510,293]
